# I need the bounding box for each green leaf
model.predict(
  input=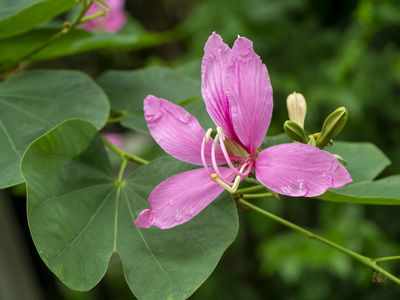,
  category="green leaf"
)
[21,119,238,299]
[315,141,397,205]
[325,141,391,182]
[0,20,170,63]
[262,133,292,148]
[97,66,202,133]
[0,0,77,39]
[316,176,400,205]
[0,70,109,188]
